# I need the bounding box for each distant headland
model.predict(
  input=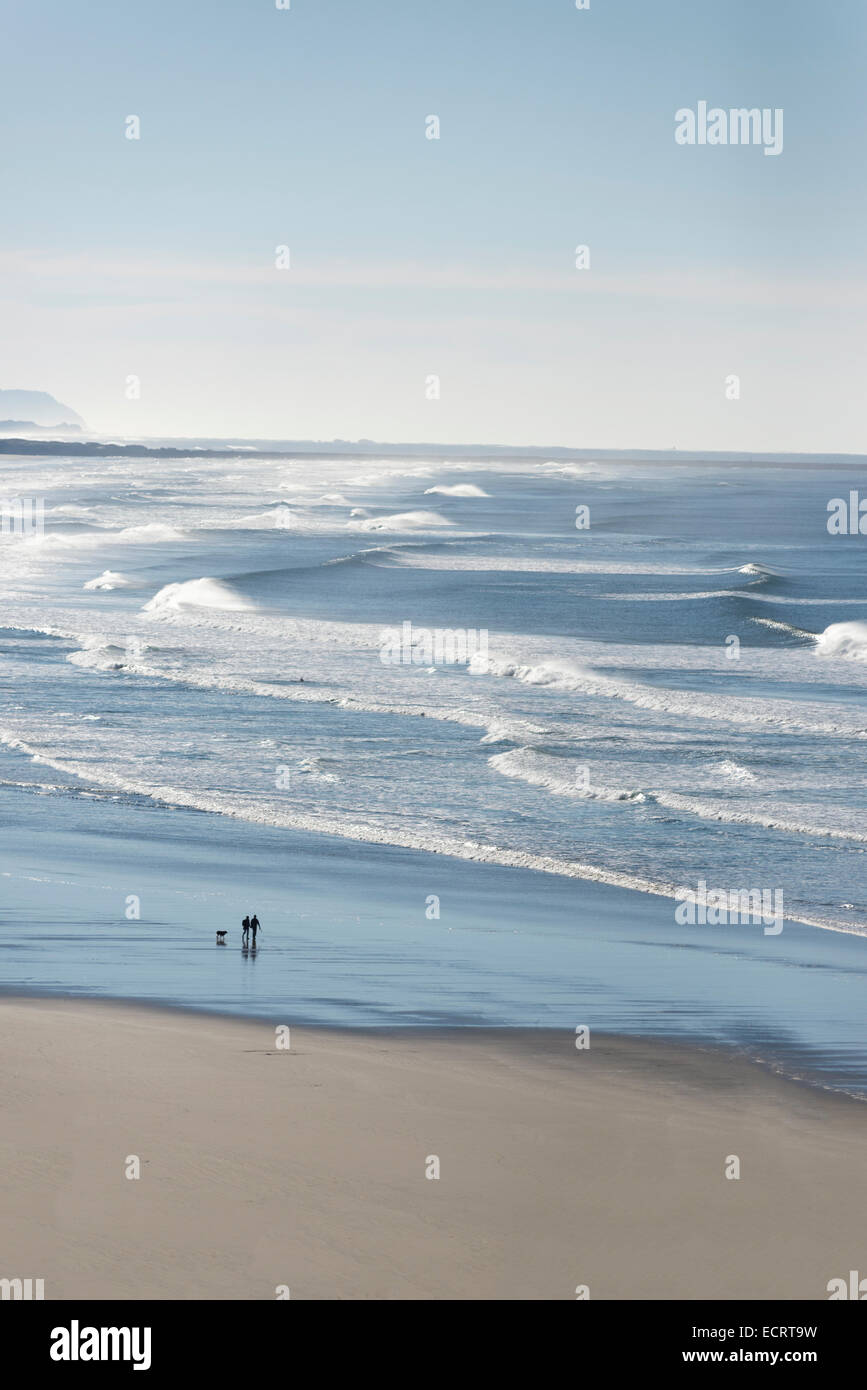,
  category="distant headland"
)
[0,388,85,436]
